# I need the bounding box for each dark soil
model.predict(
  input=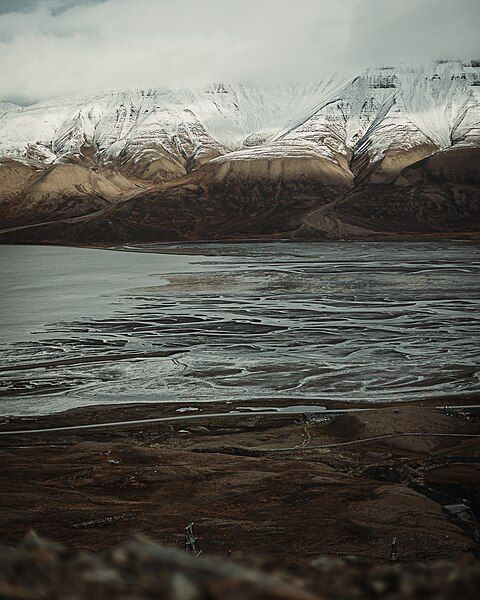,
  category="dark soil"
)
[0,403,479,566]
